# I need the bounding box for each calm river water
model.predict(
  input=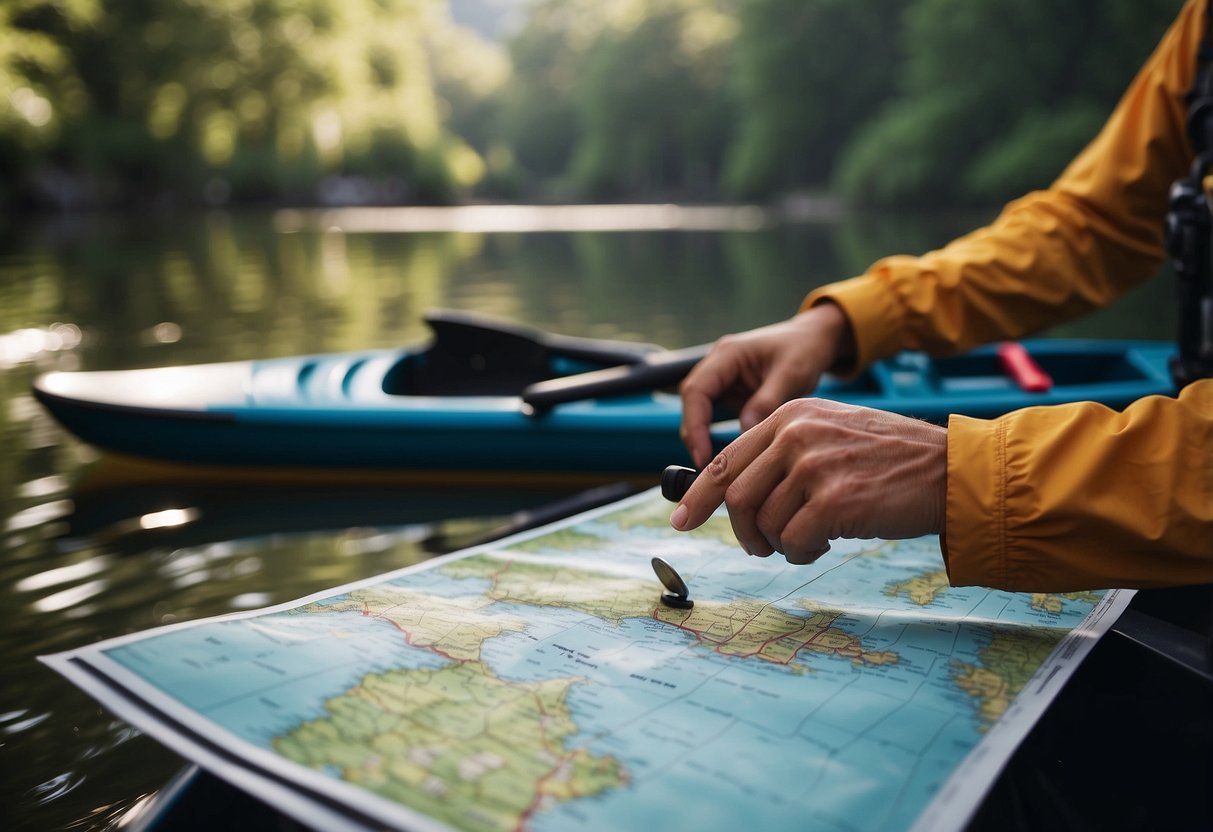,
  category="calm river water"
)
[0,205,1176,830]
